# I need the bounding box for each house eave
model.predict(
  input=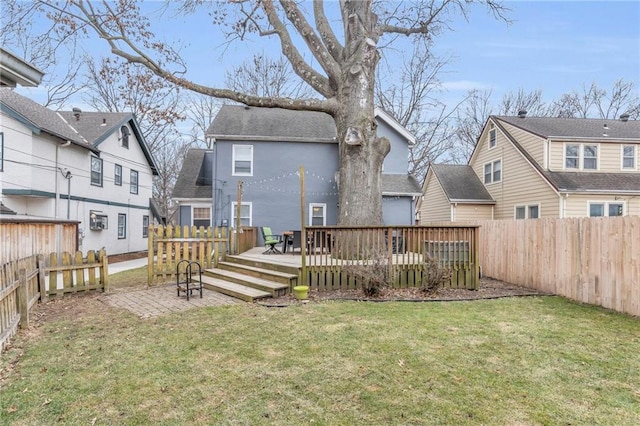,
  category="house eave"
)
[558,189,640,195]
[450,199,496,205]
[0,48,45,87]
[549,137,640,143]
[383,192,422,197]
[207,135,337,144]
